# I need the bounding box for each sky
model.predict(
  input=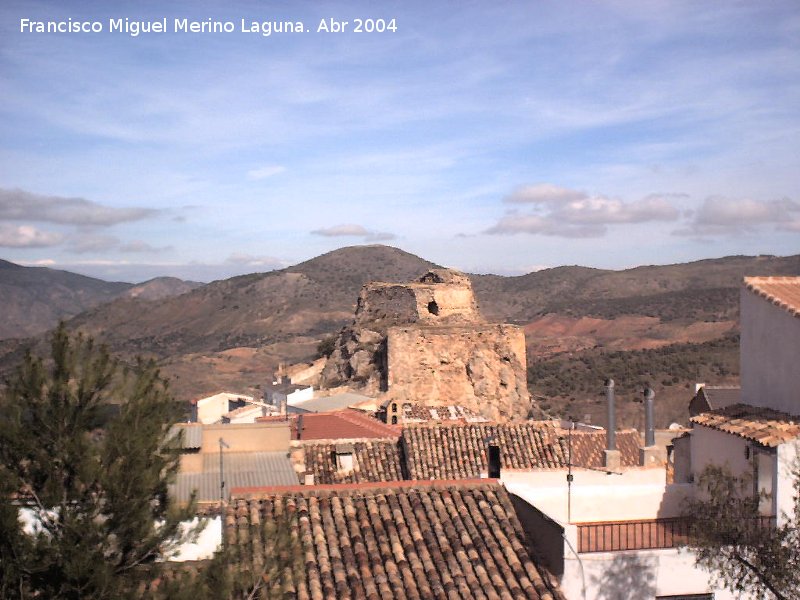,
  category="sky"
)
[1,0,799,282]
